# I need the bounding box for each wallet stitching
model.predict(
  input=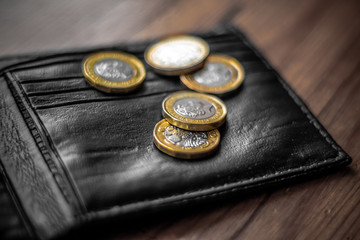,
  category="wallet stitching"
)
[0,78,76,236]
[0,160,37,239]
[229,27,342,155]
[4,72,87,215]
[79,156,349,221]
[144,157,350,209]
